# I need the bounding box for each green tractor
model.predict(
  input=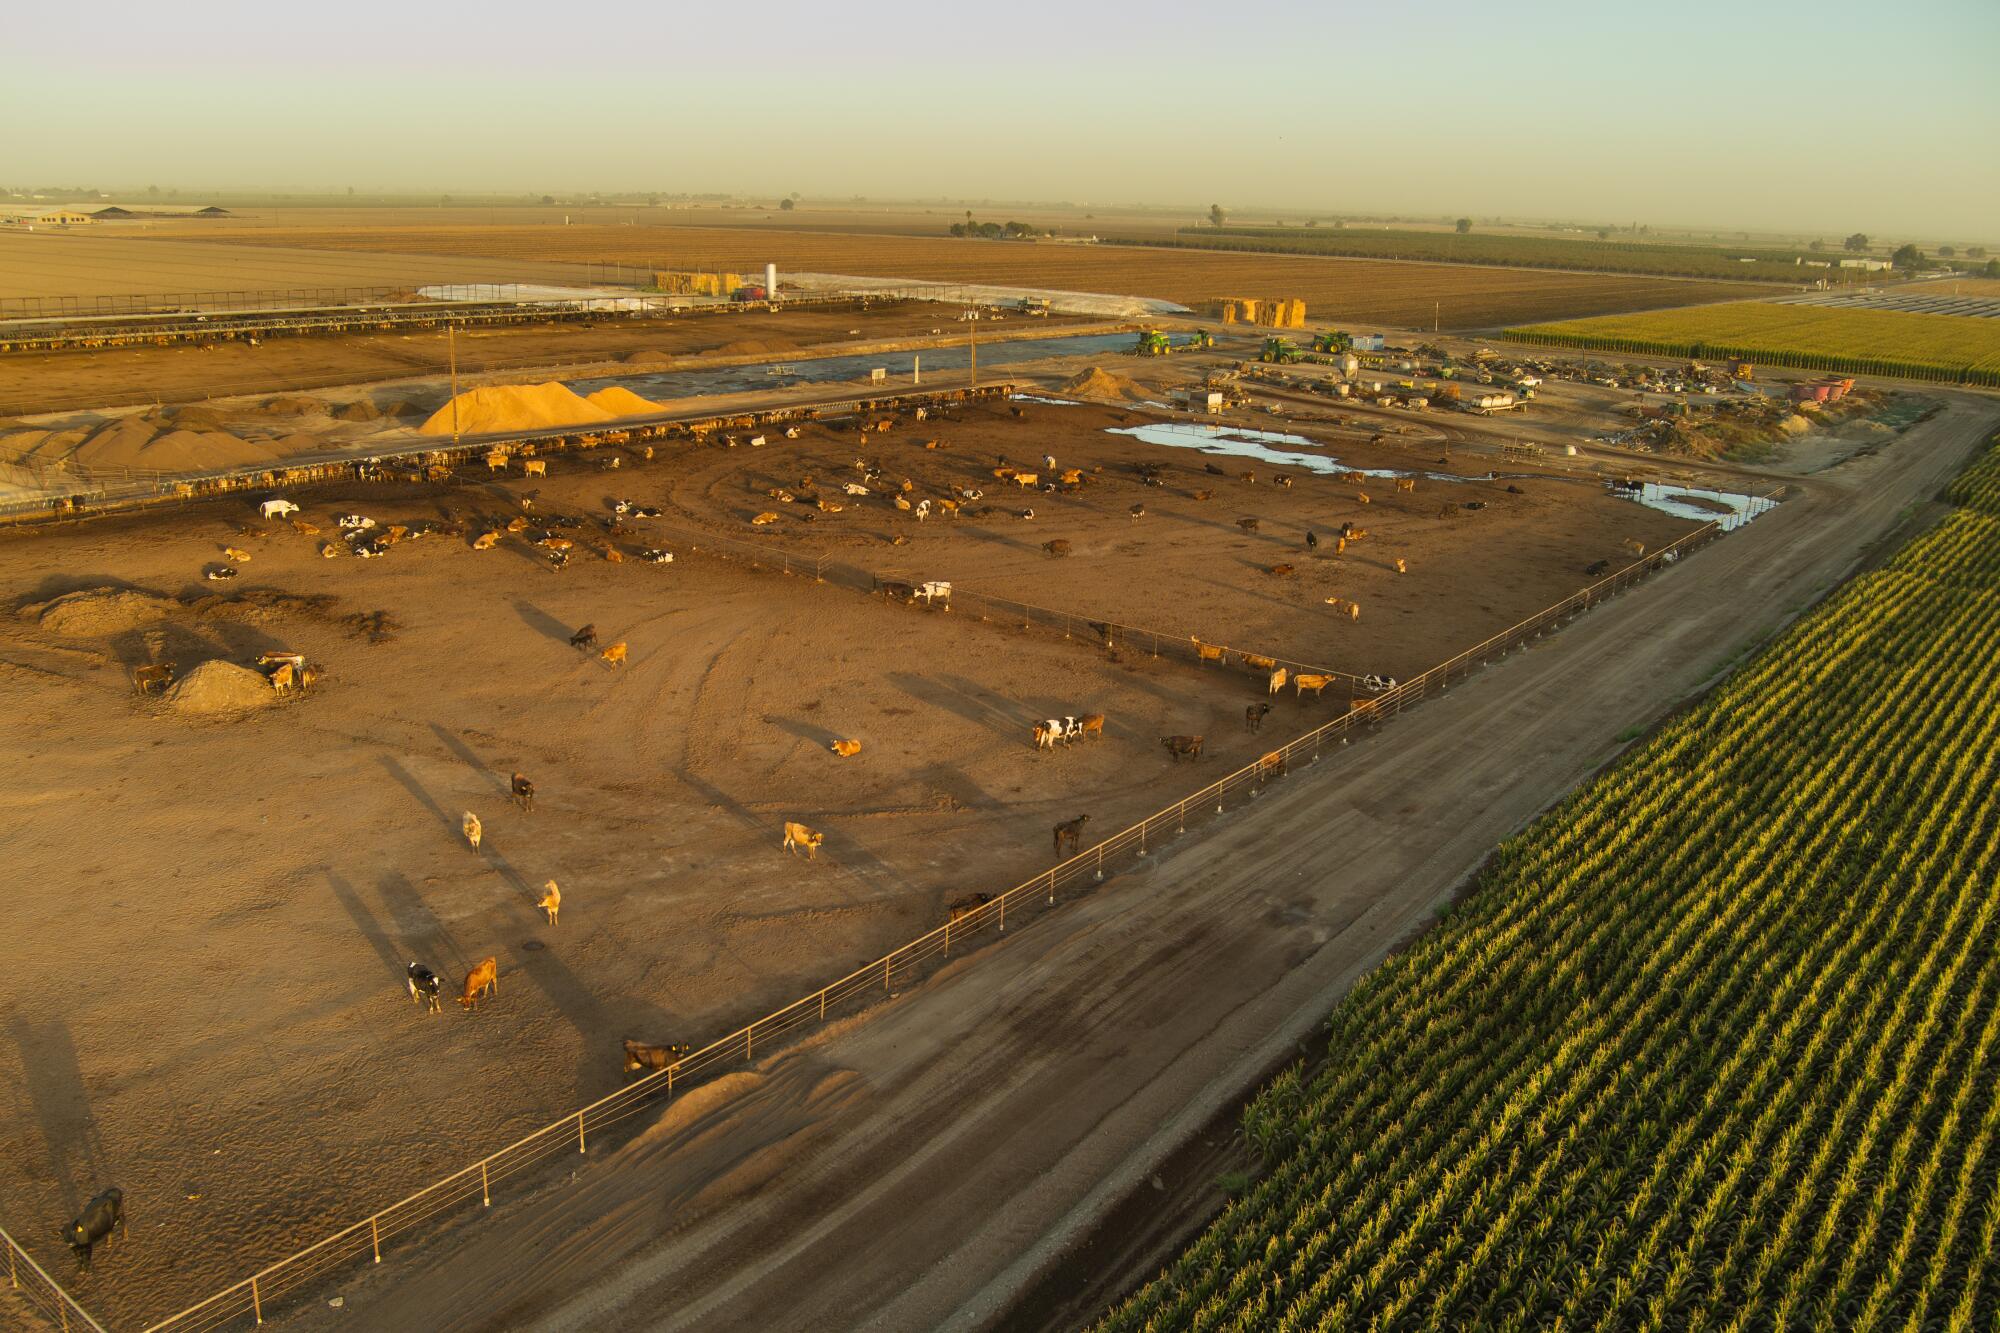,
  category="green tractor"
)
[1312,329,1354,355]
[1185,328,1214,350]
[1134,330,1173,356]
[1260,337,1303,364]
